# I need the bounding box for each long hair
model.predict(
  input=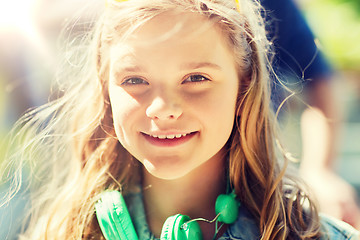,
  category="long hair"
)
[1,0,322,239]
